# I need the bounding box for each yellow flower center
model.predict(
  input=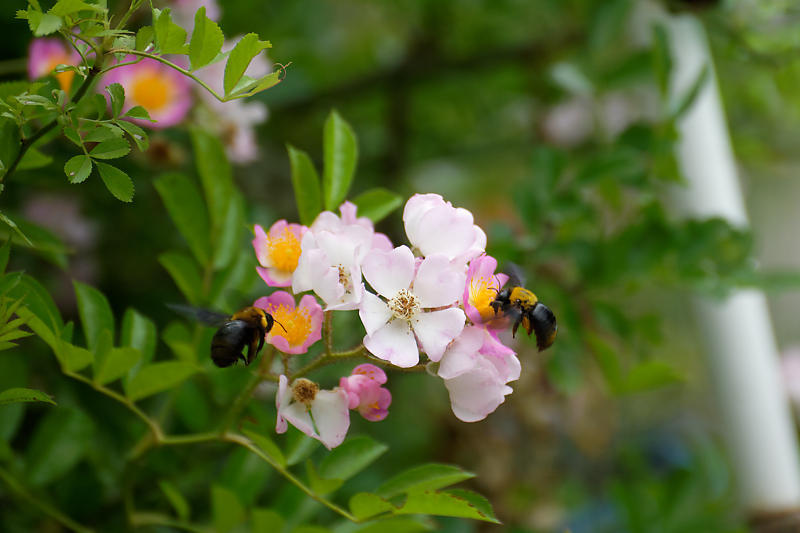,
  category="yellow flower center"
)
[469,276,497,321]
[45,56,75,92]
[268,228,302,273]
[388,289,420,320]
[131,71,170,111]
[270,305,312,347]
